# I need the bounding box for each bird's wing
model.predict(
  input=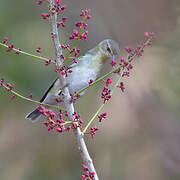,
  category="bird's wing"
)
[40,78,58,103]
[66,63,76,70]
[39,55,86,103]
